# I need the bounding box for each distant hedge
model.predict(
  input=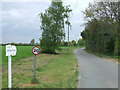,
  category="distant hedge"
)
[1,43,39,46]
